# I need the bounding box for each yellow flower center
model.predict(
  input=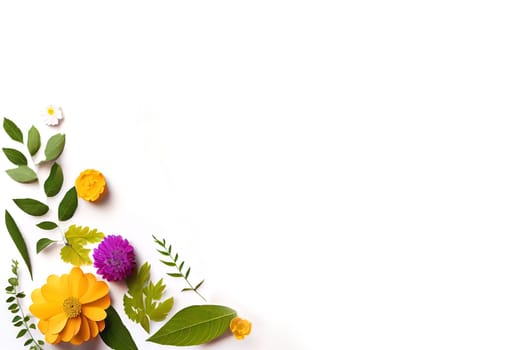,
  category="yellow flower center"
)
[47,107,55,116]
[62,297,81,318]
